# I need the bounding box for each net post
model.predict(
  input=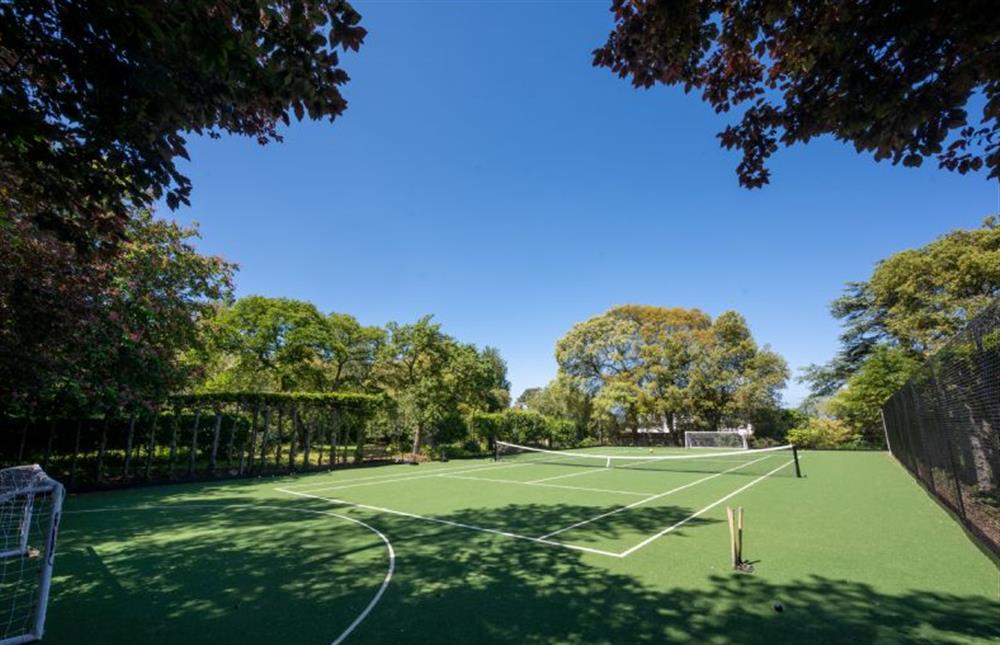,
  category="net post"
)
[32,480,64,641]
[879,408,892,454]
[493,441,499,462]
[791,445,802,478]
